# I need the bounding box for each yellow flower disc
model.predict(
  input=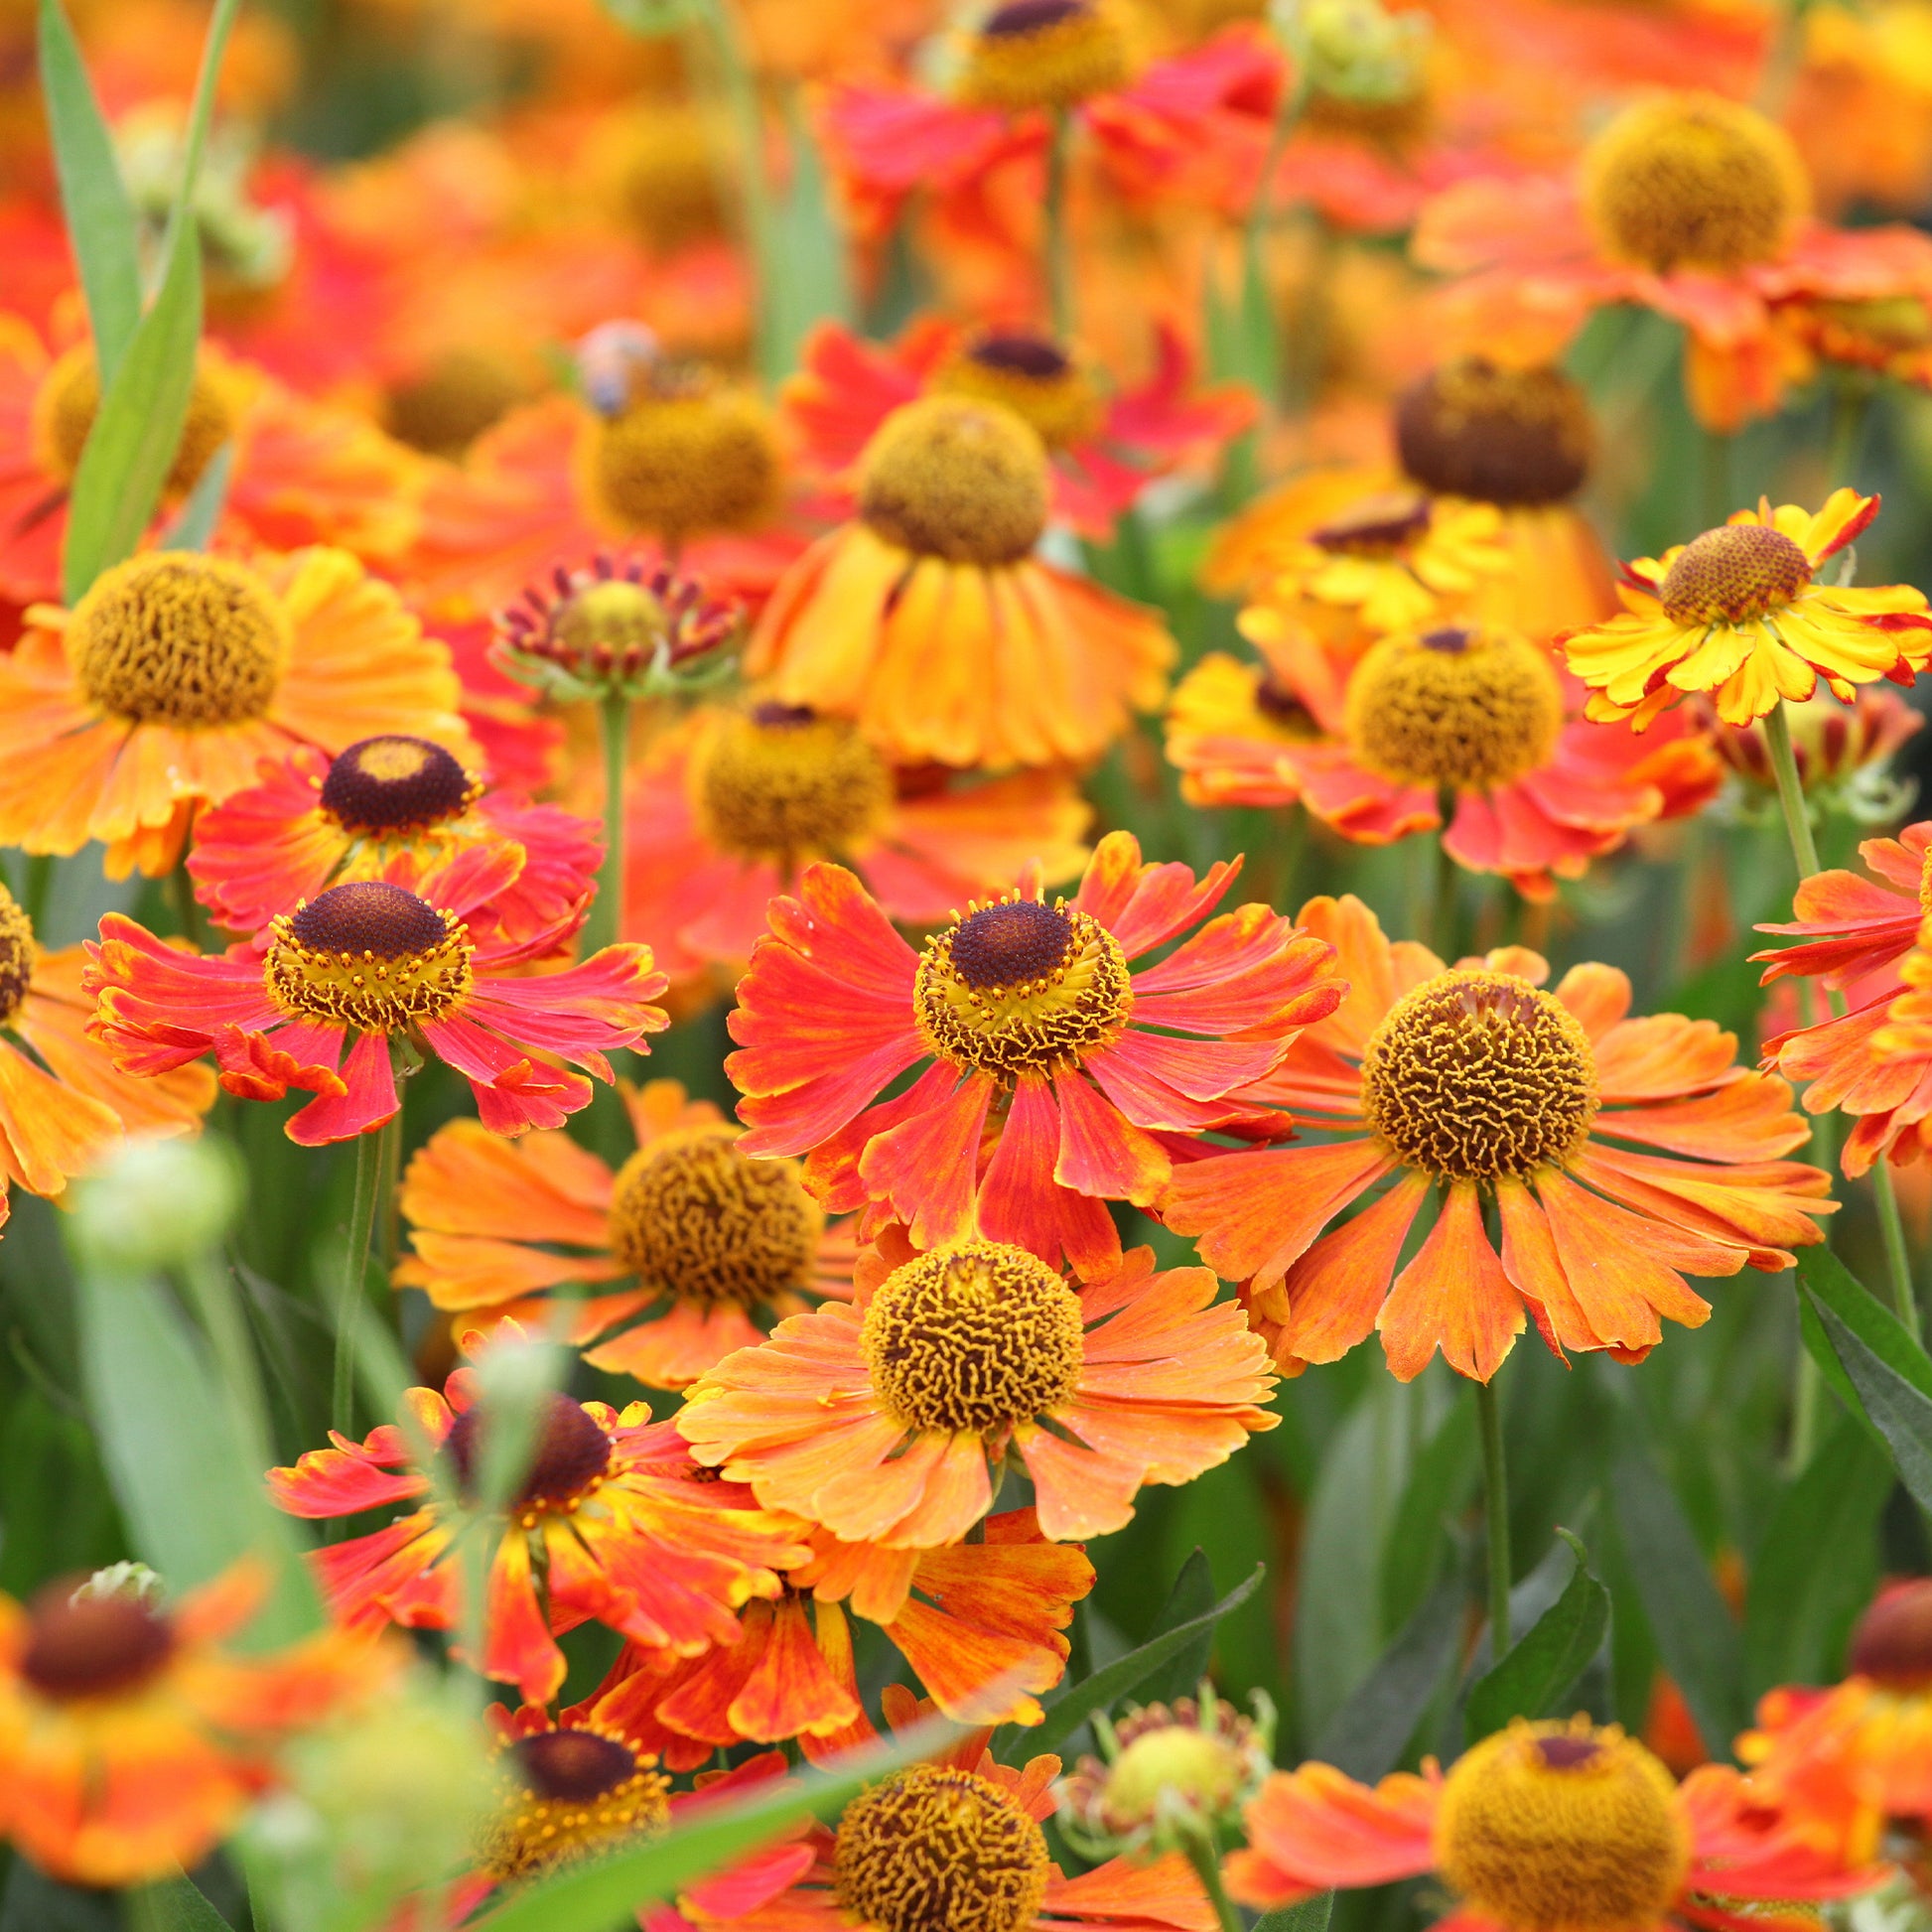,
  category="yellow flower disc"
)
[1360,970,1599,1182]
[693,704,893,863]
[607,1122,824,1309]
[956,0,1134,111]
[914,895,1131,1081]
[1344,625,1564,792]
[935,331,1105,451]
[1435,1724,1690,1932]
[36,344,237,493]
[484,1725,670,1881]
[609,102,729,254]
[69,553,289,730]
[0,881,36,1027]
[445,1392,613,1519]
[592,373,780,538]
[860,1240,1084,1436]
[859,395,1050,566]
[383,347,529,459]
[1582,92,1807,274]
[263,882,474,1031]
[1658,524,1813,625]
[833,1764,1053,1932]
